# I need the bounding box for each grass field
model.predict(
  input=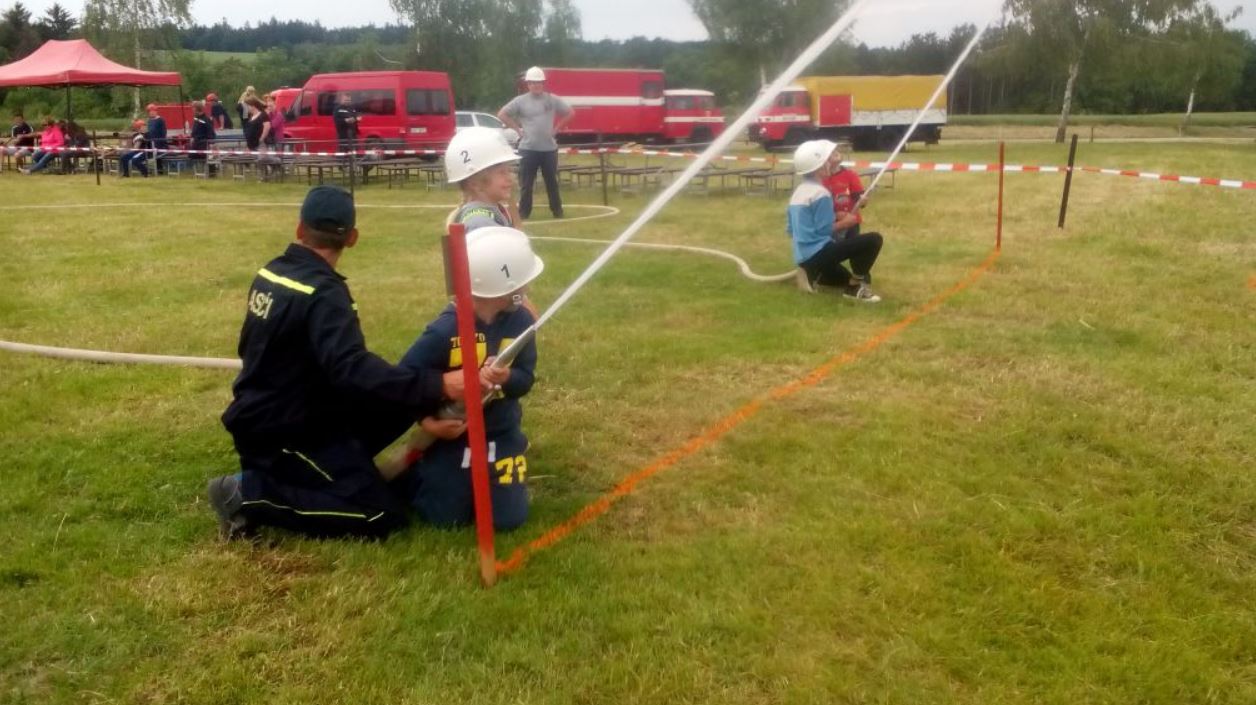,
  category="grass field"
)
[152,50,259,65]
[1,139,1254,704]
[951,112,1256,127]
[947,113,1256,140]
